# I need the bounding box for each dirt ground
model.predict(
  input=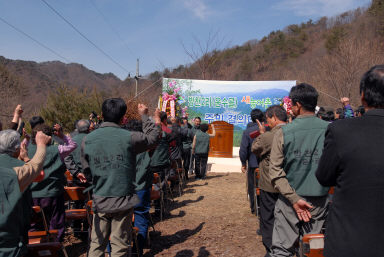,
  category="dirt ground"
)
[64,172,266,257]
